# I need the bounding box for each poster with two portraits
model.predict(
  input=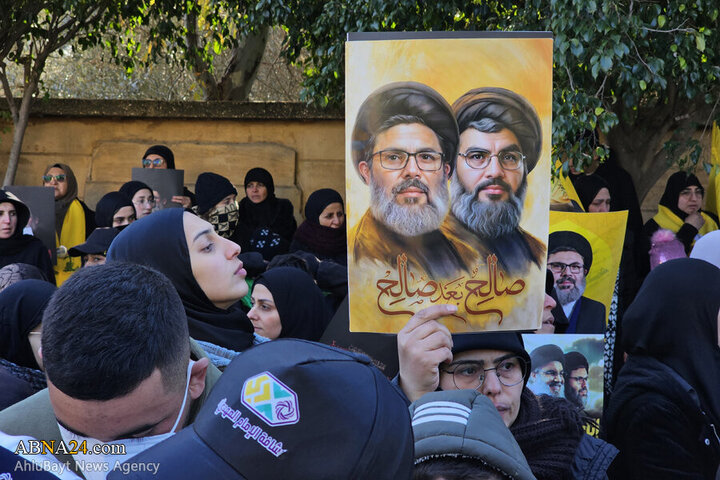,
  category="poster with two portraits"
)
[346,32,553,333]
